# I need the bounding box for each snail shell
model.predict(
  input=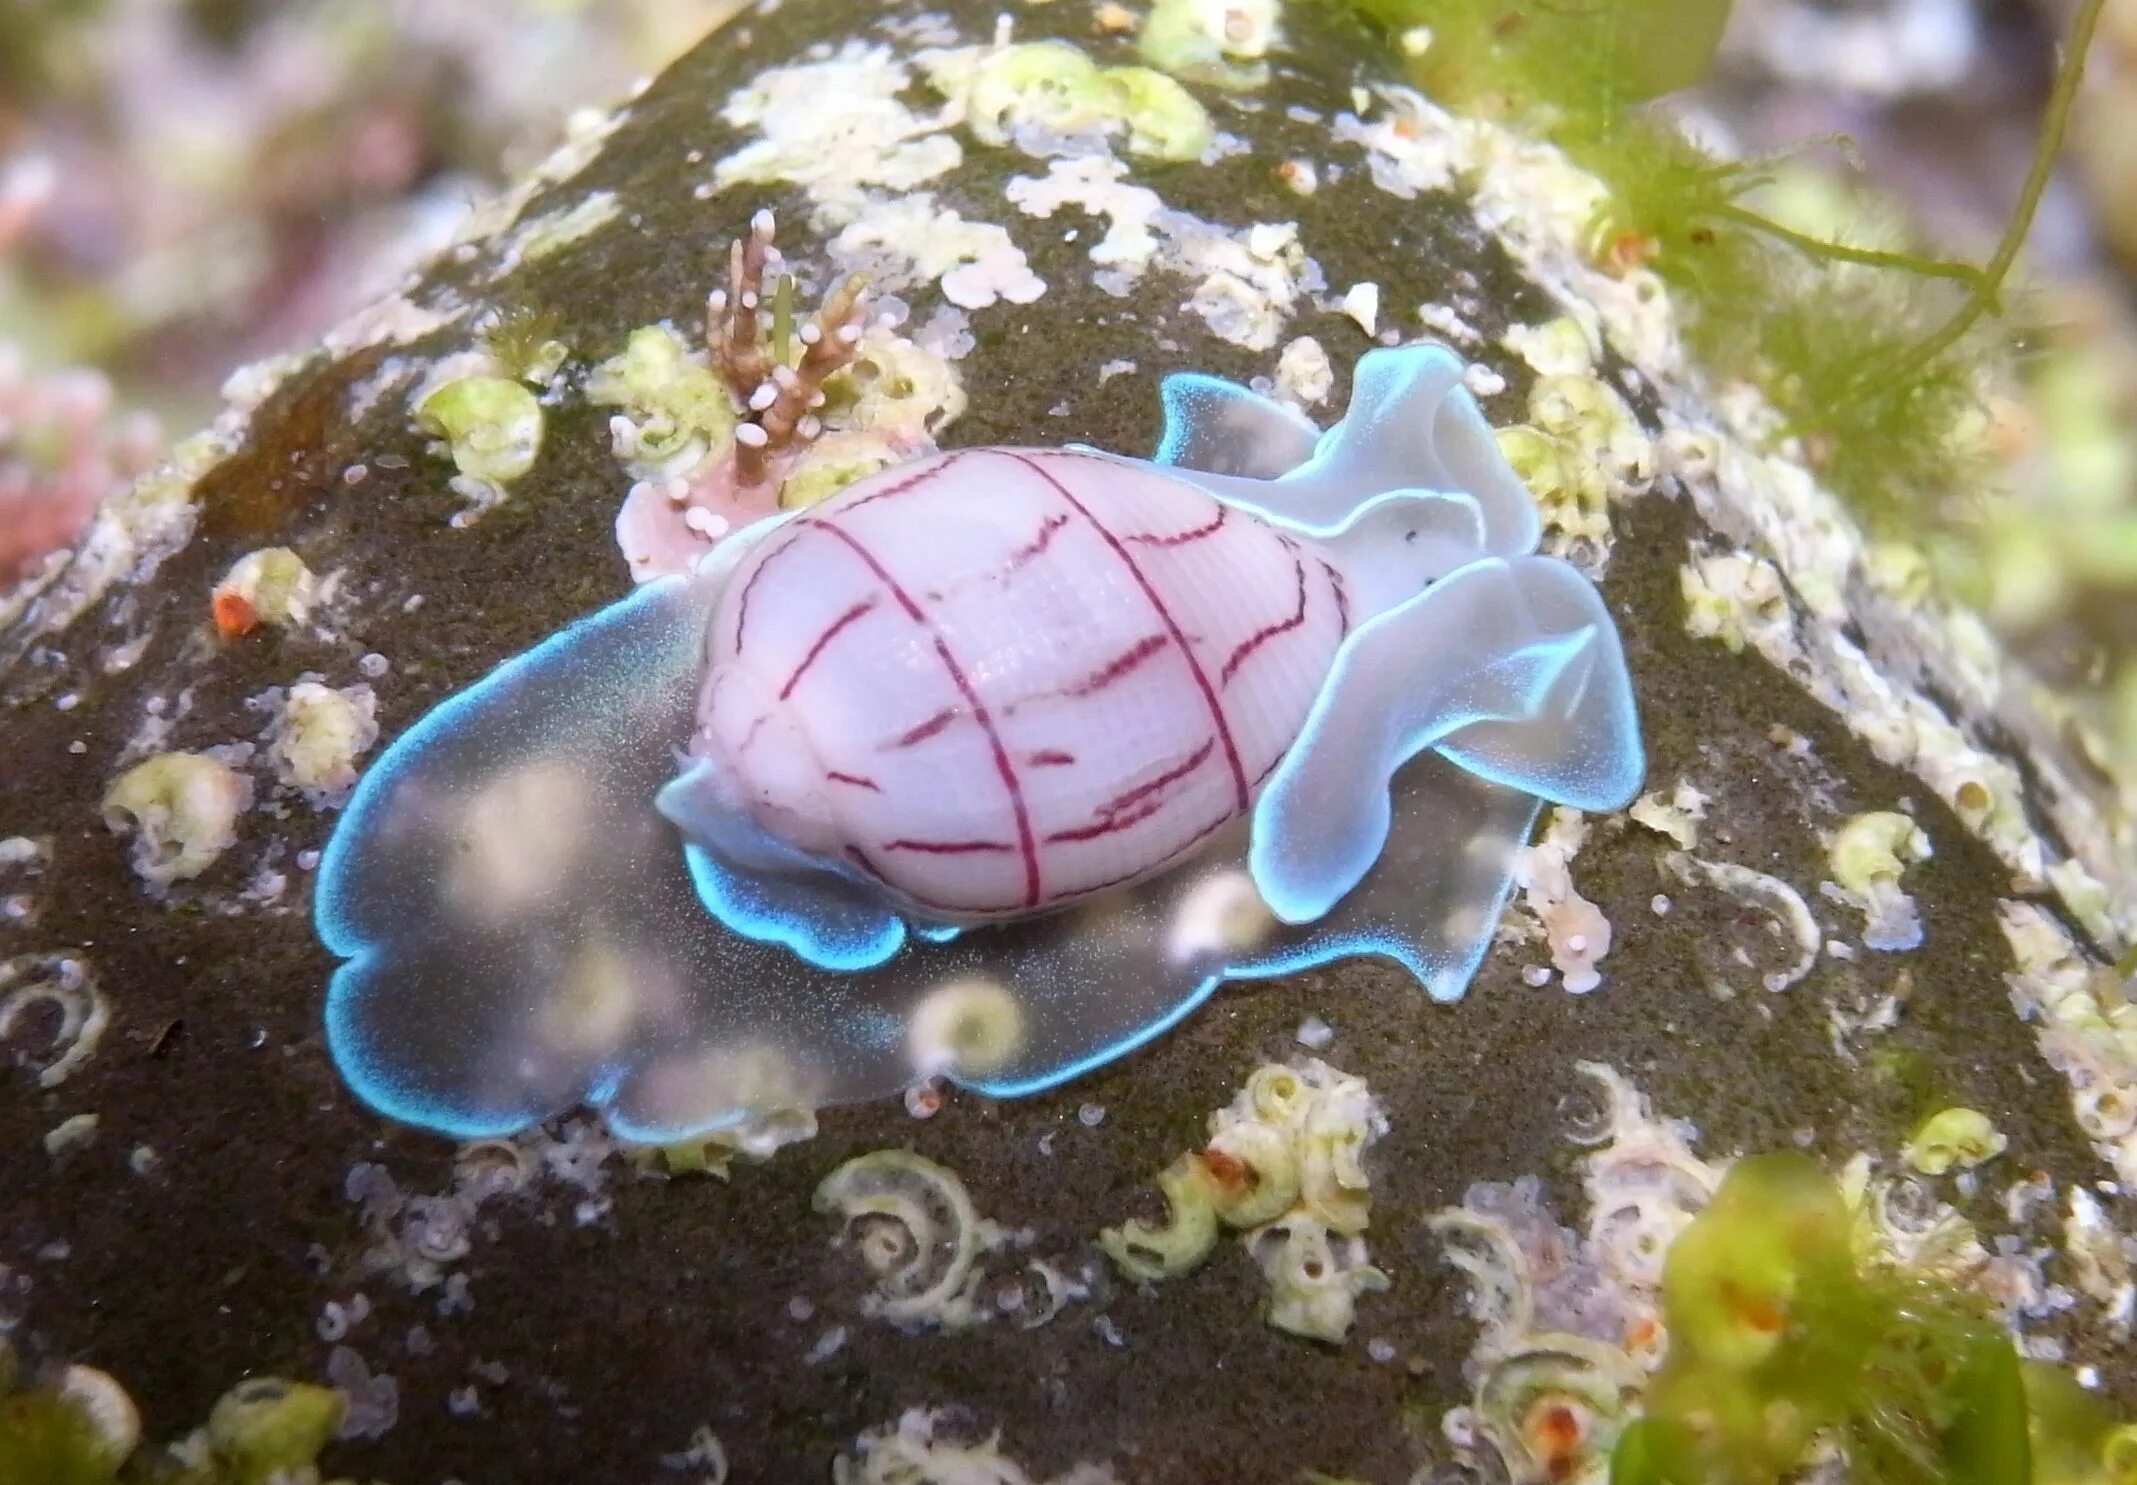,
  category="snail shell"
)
[695,447,1353,919]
